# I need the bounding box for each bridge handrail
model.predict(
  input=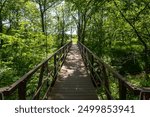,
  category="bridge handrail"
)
[78,41,150,100]
[0,41,72,100]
